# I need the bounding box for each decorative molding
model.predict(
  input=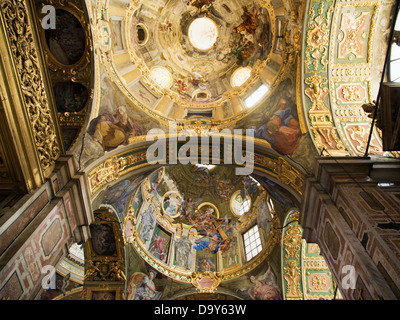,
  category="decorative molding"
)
[0,0,61,173]
[281,209,339,300]
[302,0,395,157]
[86,141,305,200]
